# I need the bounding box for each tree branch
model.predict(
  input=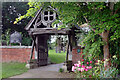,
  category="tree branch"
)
[114,8,120,14]
[83,16,102,36]
[109,2,114,15]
